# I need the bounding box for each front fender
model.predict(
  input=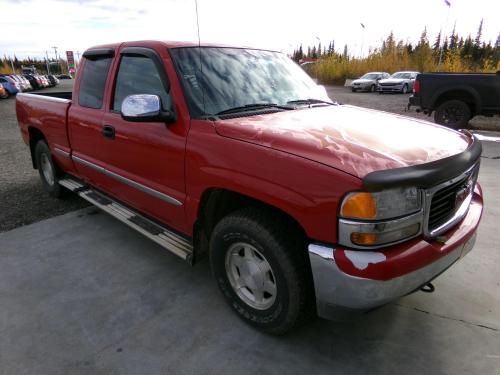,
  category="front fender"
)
[184,120,362,244]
